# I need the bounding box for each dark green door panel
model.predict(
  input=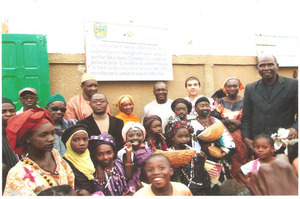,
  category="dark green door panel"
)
[2,34,50,110]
